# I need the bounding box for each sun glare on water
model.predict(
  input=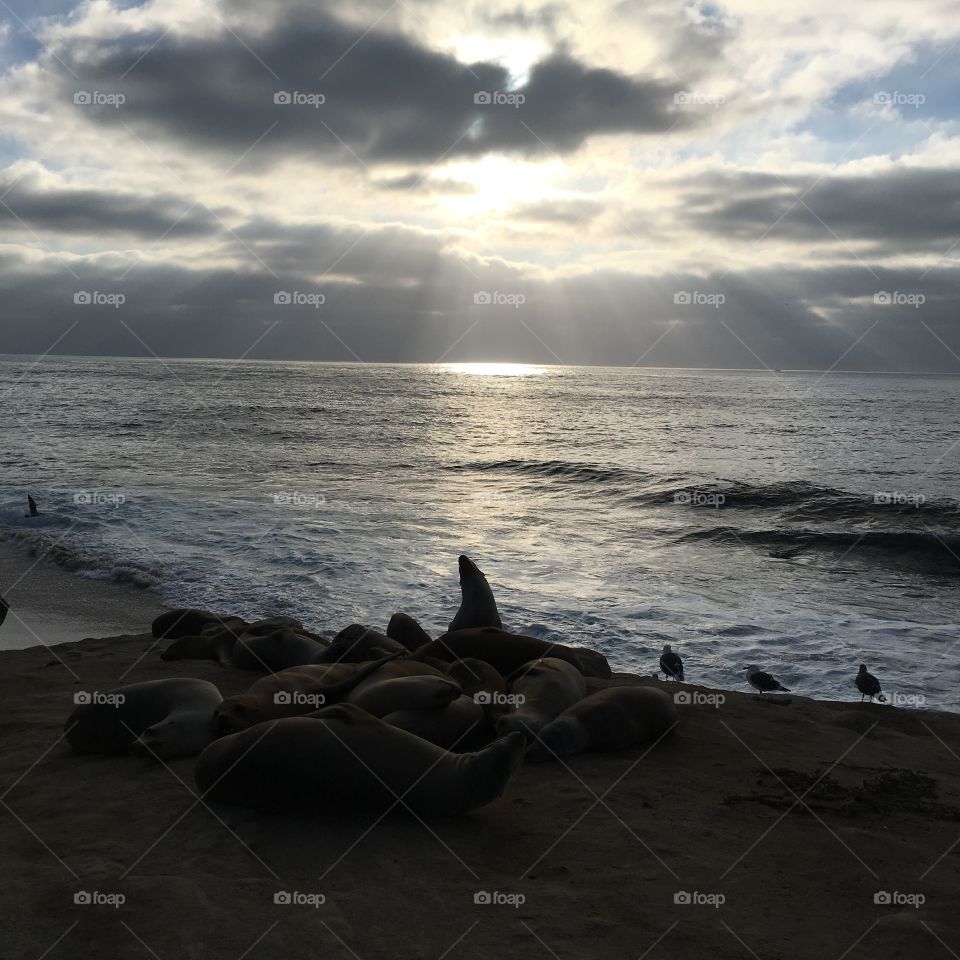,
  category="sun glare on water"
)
[444,362,545,377]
